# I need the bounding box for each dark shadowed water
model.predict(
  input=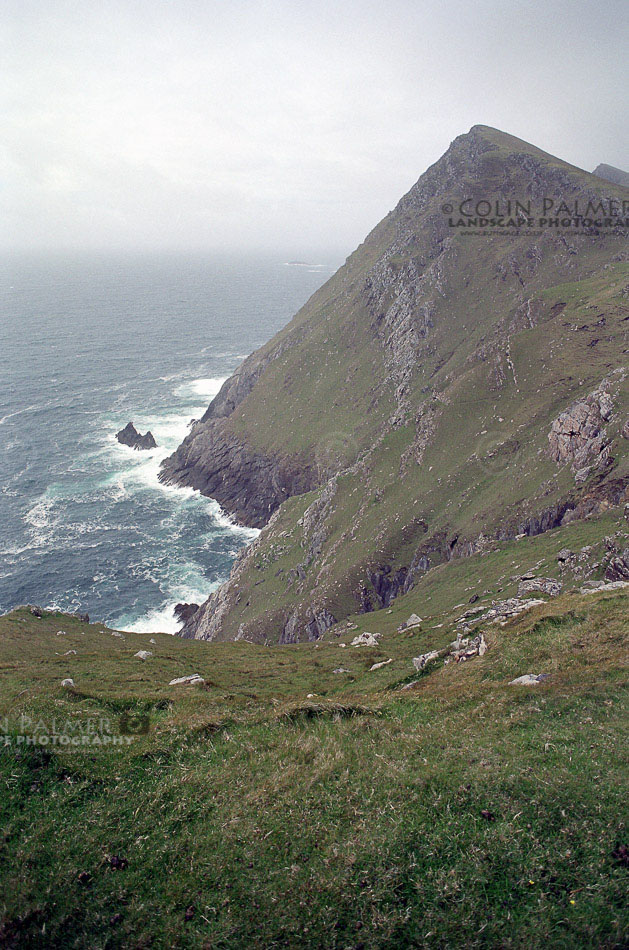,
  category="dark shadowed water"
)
[0,252,333,631]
